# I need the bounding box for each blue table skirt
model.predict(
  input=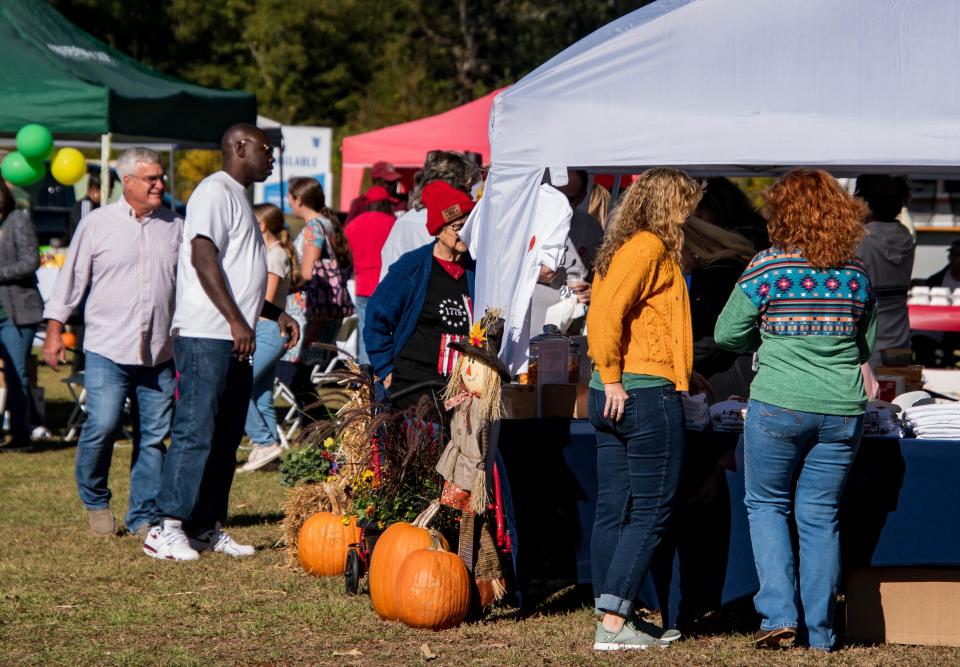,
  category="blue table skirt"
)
[497,418,960,623]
